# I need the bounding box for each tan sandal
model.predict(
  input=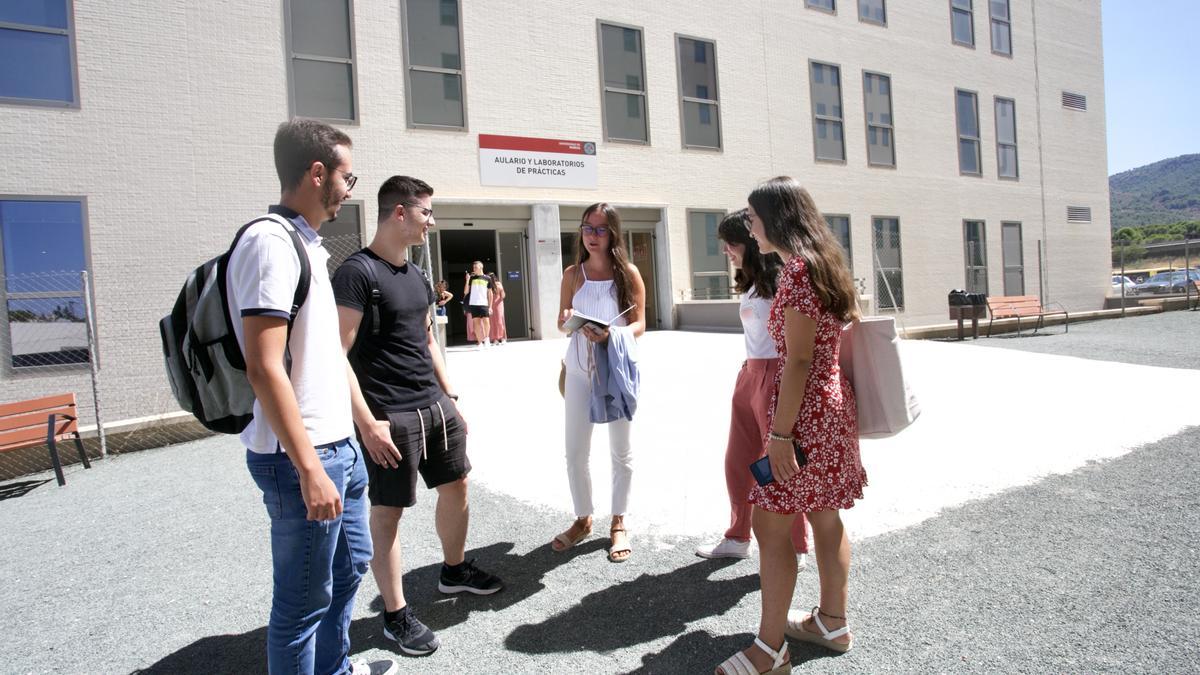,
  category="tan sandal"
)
[551,521,591,552]
[607,527,632,562]
[715,637,790,675]
[785,606,853,653]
